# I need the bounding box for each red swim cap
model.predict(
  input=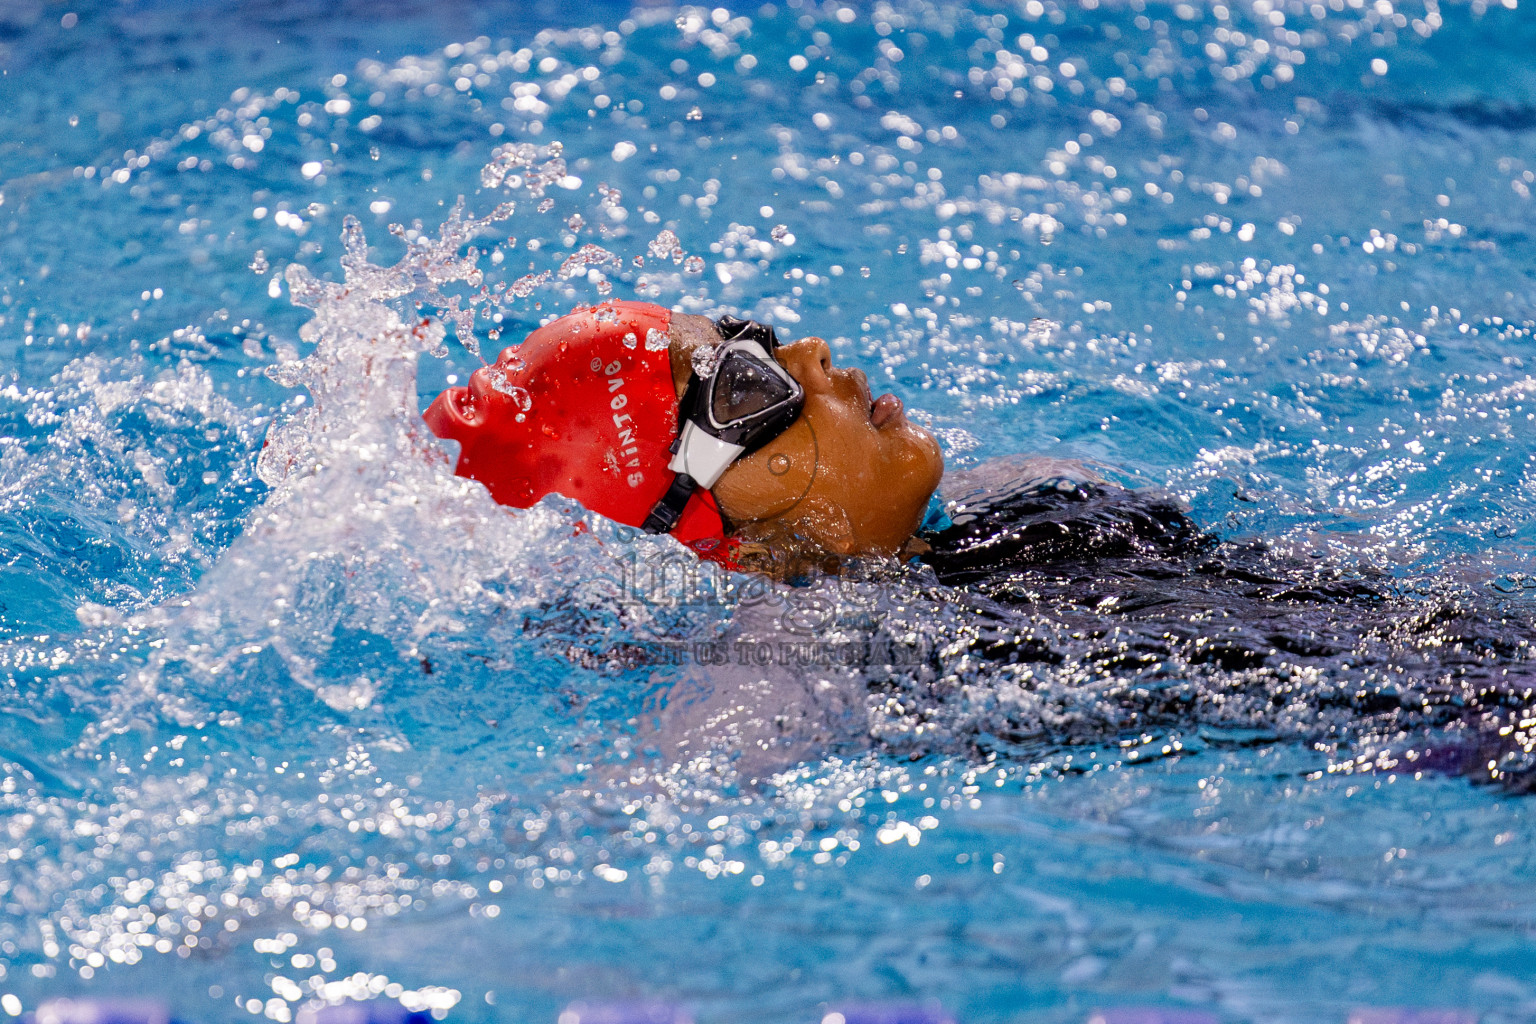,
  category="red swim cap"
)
[423,300,734,562]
